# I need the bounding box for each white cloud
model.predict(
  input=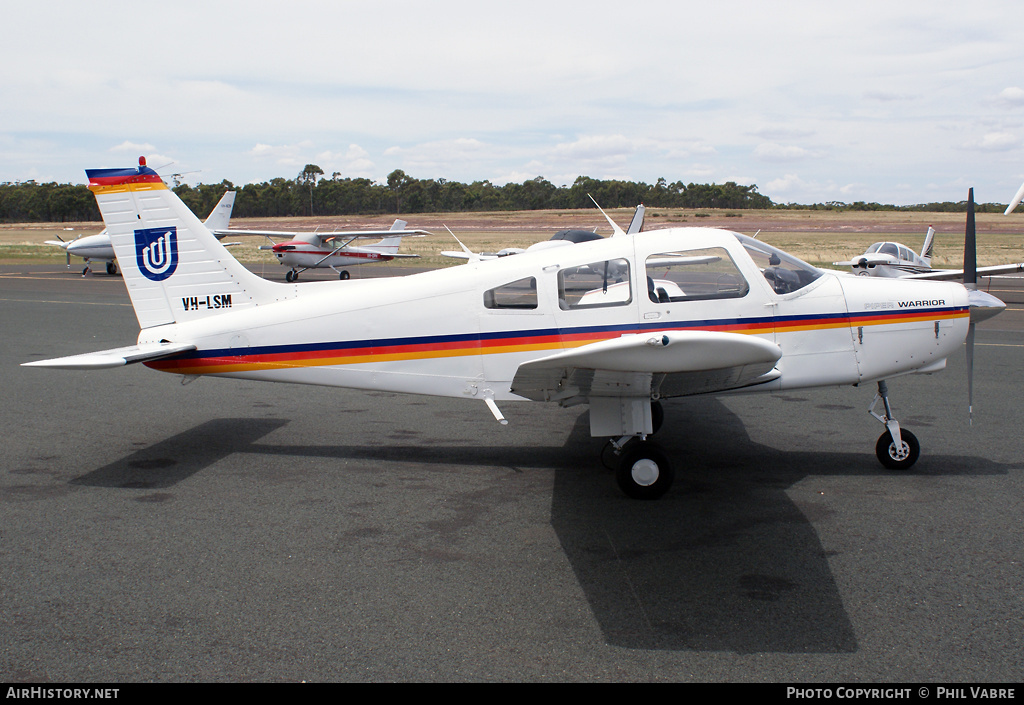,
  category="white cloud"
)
[962,132,1020,152]
[2,2,1024,203]
[753,143,819,163]
[997,87,1024,105]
